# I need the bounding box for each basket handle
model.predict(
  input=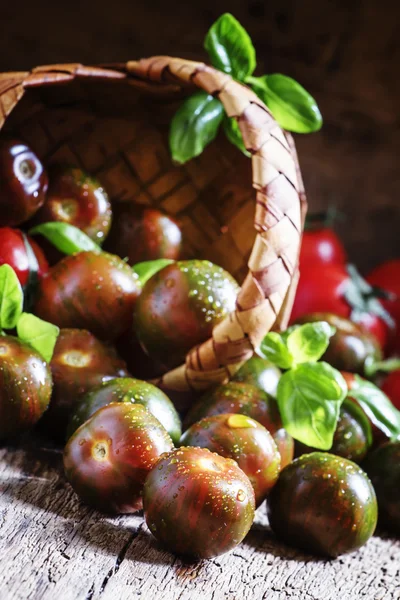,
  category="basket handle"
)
[0,59,307,393]
[127,57,307,392]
